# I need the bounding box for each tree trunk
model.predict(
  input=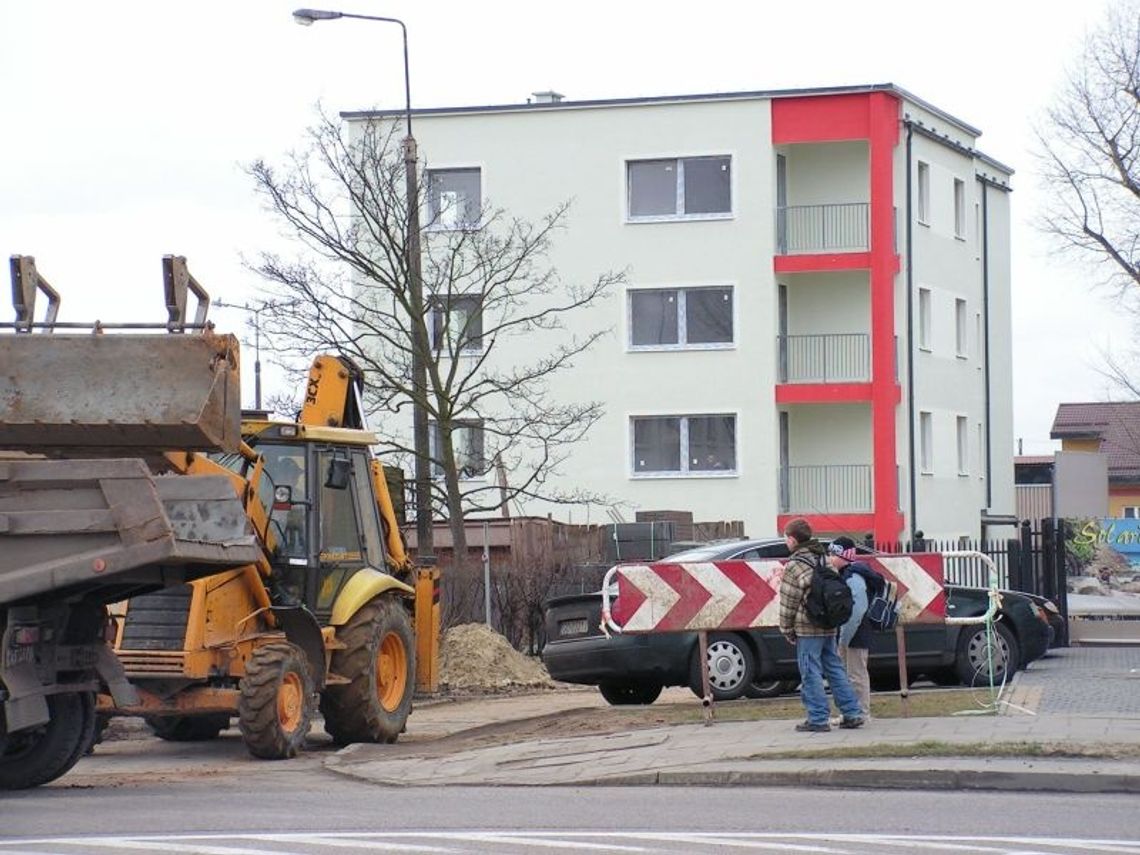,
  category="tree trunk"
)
[438,428,469,571]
